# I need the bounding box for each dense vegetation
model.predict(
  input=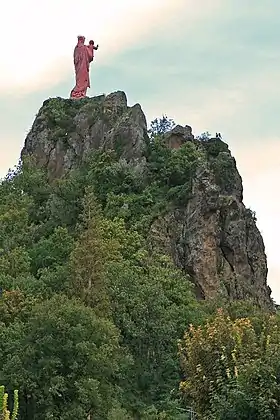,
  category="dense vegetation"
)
[0,115,278,419]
